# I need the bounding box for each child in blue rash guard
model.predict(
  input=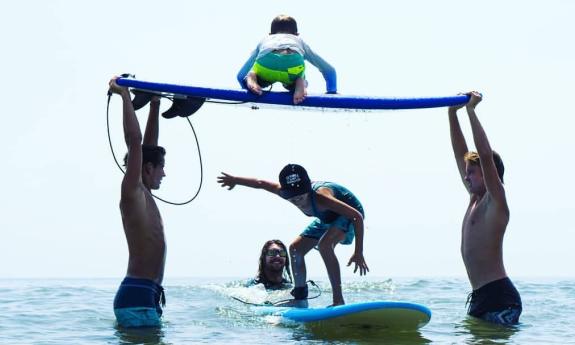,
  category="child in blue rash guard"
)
[237,15,337,105]
[218,164,368,307]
